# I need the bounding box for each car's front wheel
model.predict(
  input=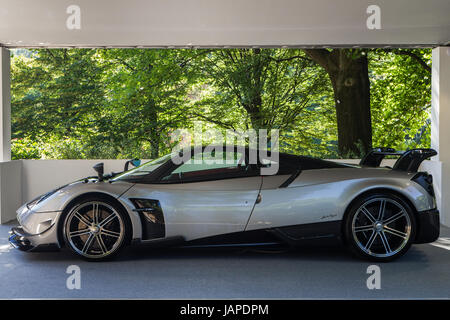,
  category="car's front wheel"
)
[62,197,129,261]
[344,193,416,262]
